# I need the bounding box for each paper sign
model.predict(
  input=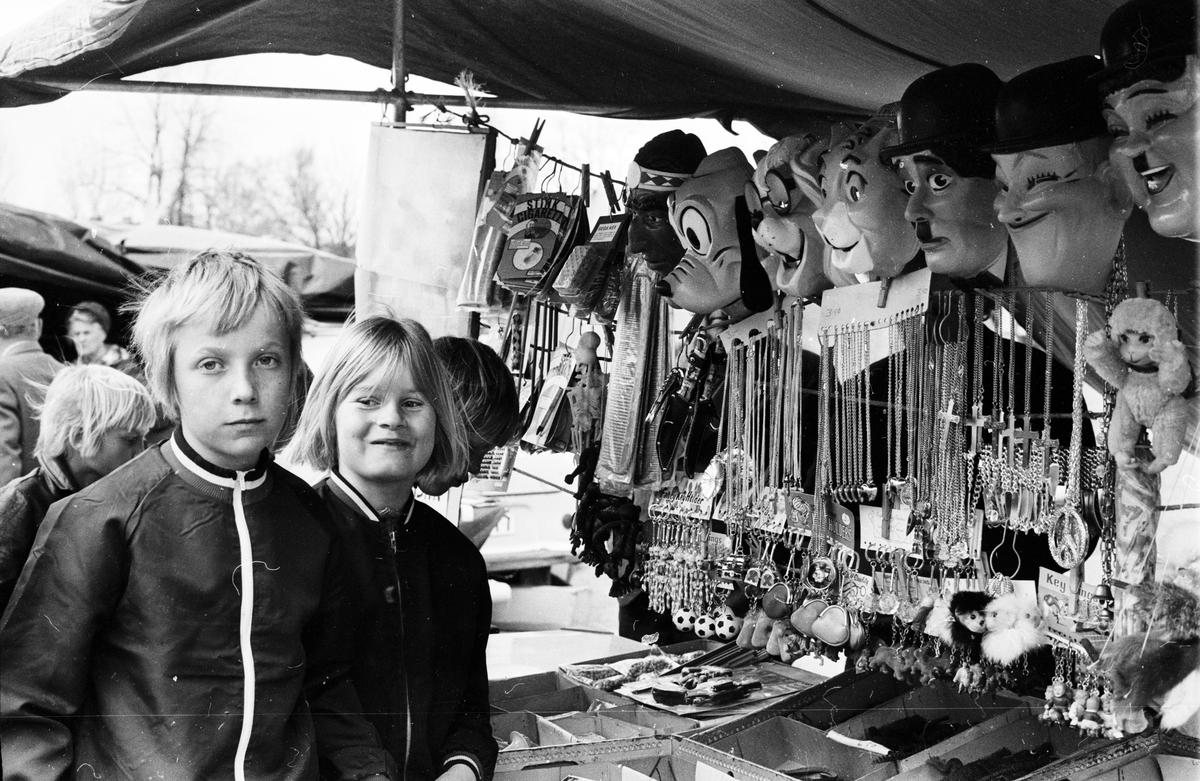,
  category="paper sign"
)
[859,505,914,550]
